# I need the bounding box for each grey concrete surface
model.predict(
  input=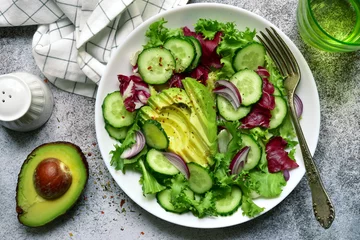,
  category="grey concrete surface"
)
[0,0,359,239]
